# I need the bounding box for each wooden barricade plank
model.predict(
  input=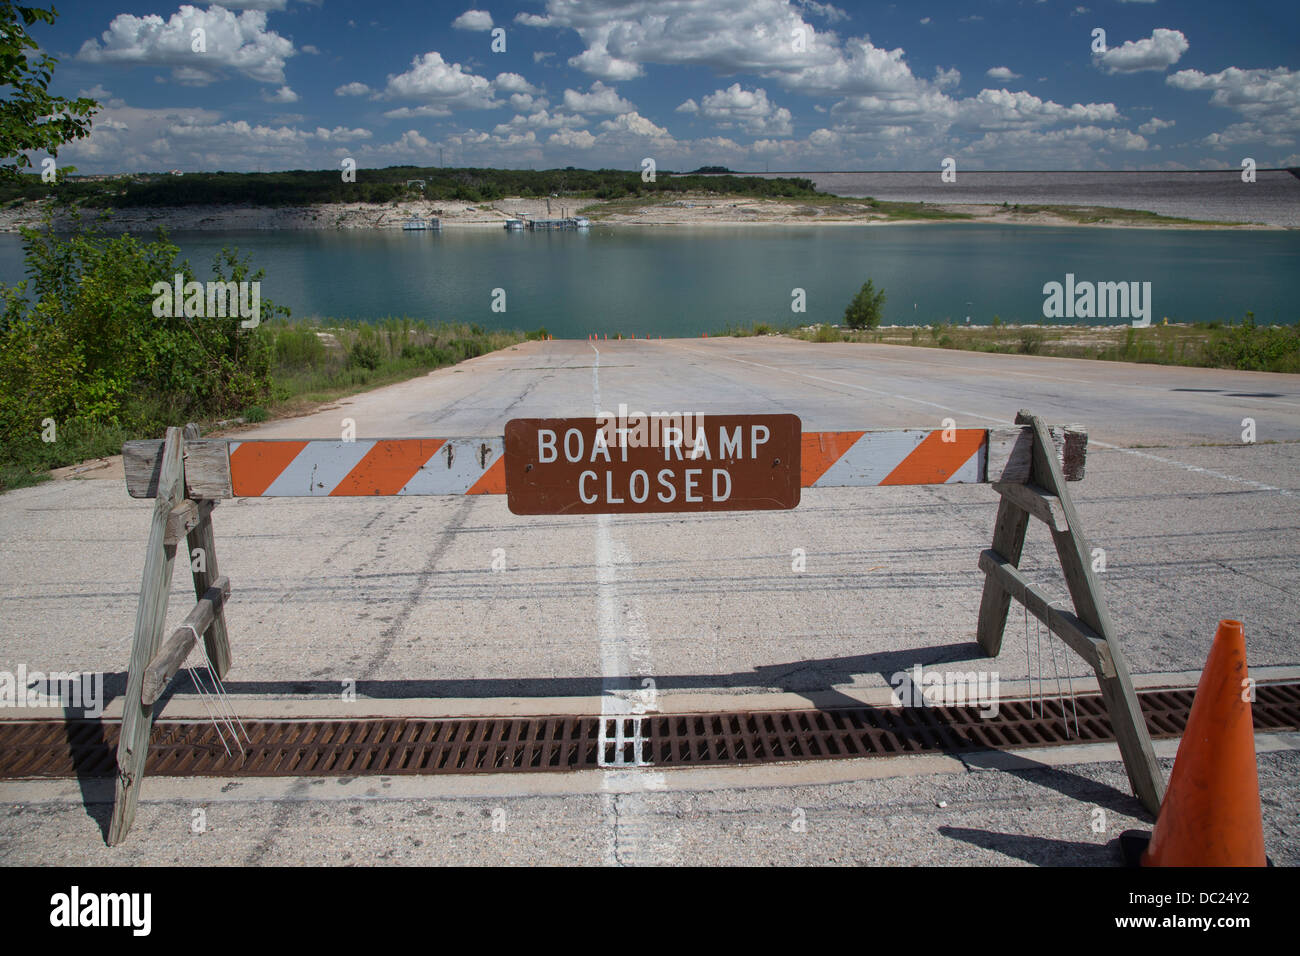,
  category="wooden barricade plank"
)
[182,424,231,678]
[123,424,1088,499]
[1014,409,1165,814]
[142,576,232,706]
[108,426,185,846]
[975,495,1032,658]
